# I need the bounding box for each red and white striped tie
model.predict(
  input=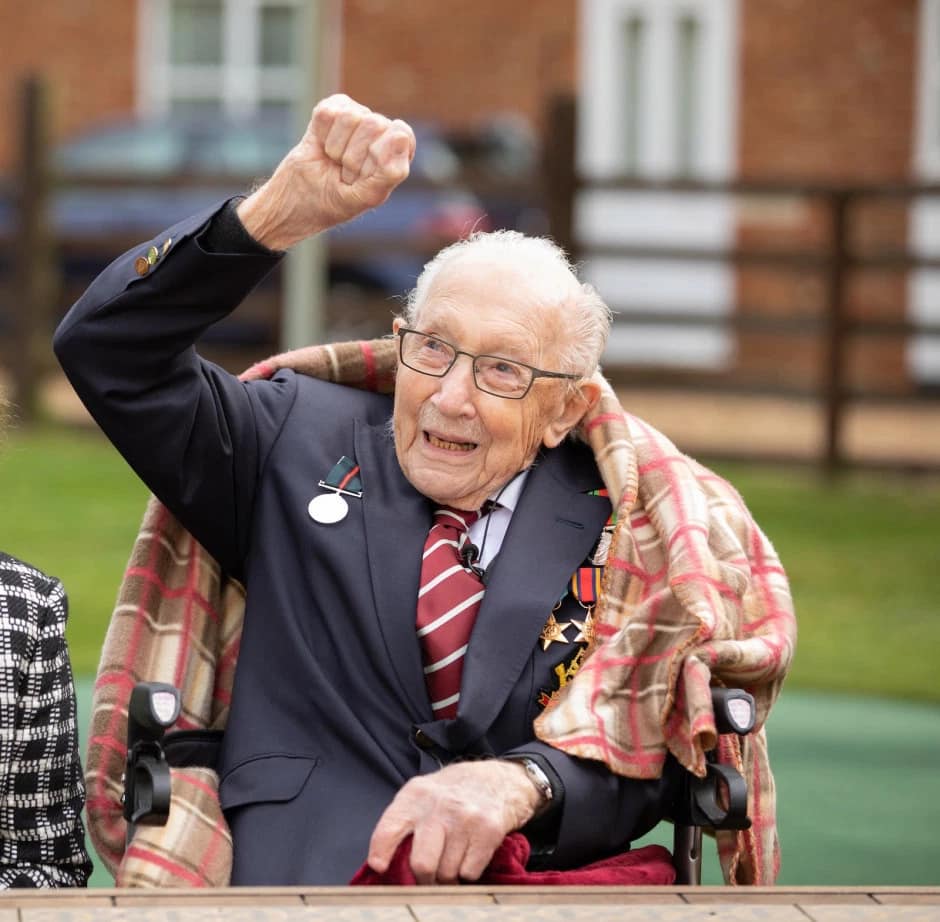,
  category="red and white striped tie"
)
[416,506,484,719]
